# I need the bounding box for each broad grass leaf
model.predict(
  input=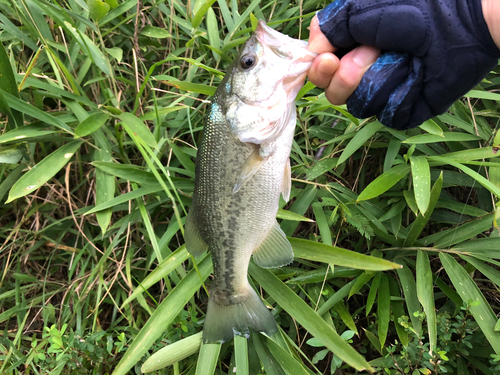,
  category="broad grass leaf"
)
[192,0,217,29]
[234,335,249,375]
[337,121,383,166]
[451,238,500,259]
[431,213,494,249]
[0,42,23,128]
[0,164,23,202]
[95,145,114,234]
[99,0,138,26]
[419,119,443,136]
[306,158,338,181]
[0,89,71,132]
[249,262,373,372]
[206,7,221,62]
[93,162,157,185]
[410,156,431,214]
[349,272,374,299]
[168,140,195,173]
[266,338,313,375]
[281,185,316,236]
[163,80,216,96]
[430,156,500,199]
[290,238,401,271]
[63,22,112,77]
[440,253,500,355]
[118,112,157,149]
[396,259,422,333]
[416,251,436,353]
[141,25,172,38]
[141,332,203,372]
[403,172,443,247]
[252,333,285,375]
[383,139,401,172]
[462,256,500,289]
[317,280,356,316]
[404,133,482,144]
[389,276,409,347]
[88,0,110,23]
[276,208,313,222]
[357,164,410,202]
[377,274,390,348]
[0,127,57,144]
[74,112,110,138]
[195,342,221,375]
[7,141,82,202]
[112,256,212,375]
[311,203,332,245]
[465,90,500,101]
[366,272,381,316]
